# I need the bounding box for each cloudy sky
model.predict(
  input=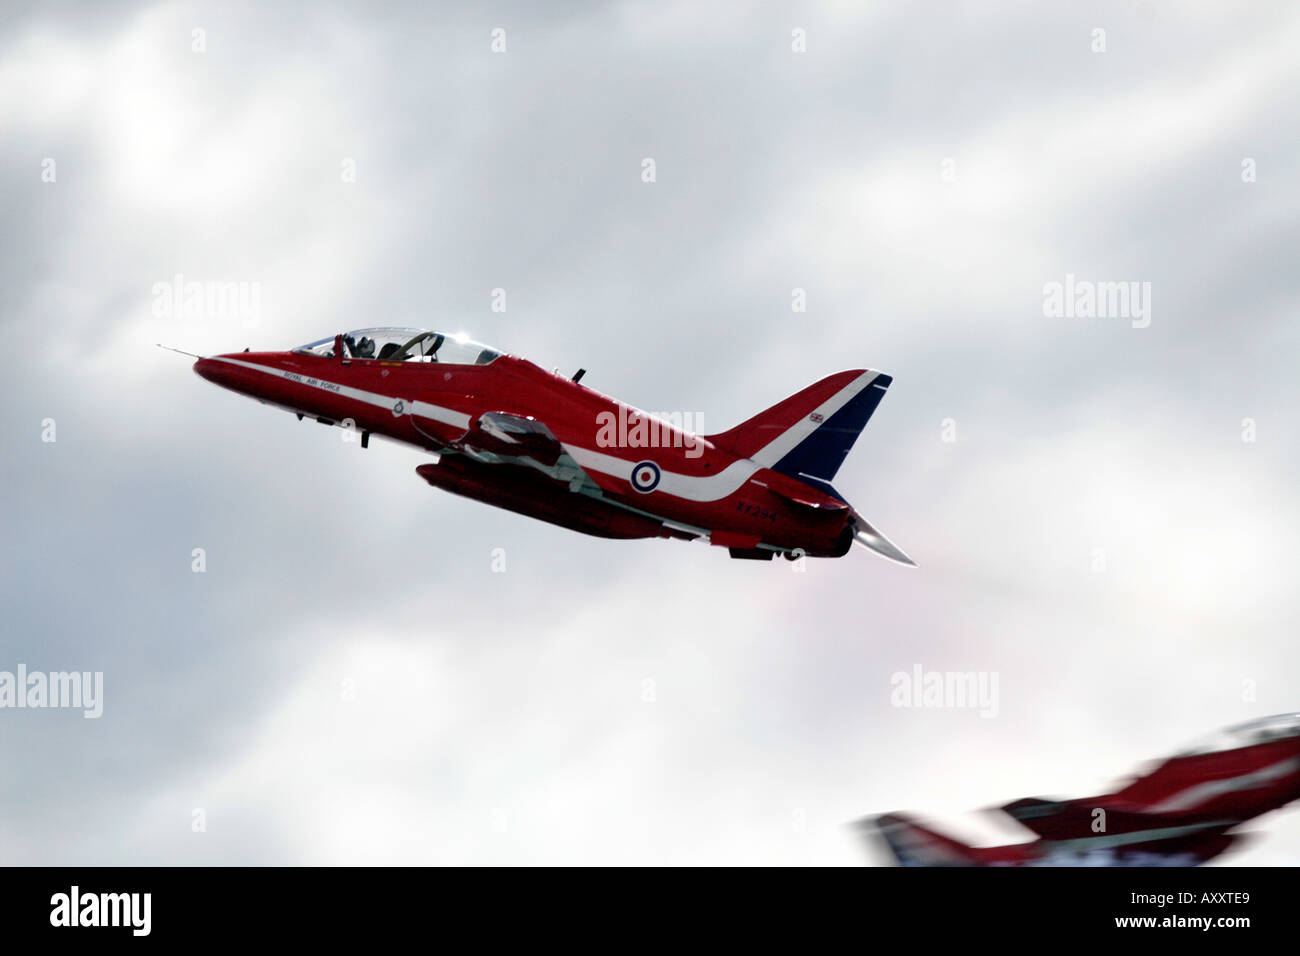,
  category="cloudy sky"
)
[2,0,1298,865]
